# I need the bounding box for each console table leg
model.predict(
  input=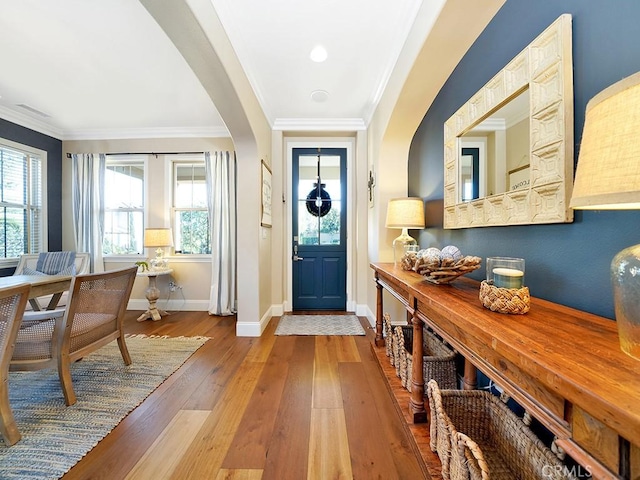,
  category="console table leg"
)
[375,276,385,347]
[409,310,427,423]
[463,359,477,390]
